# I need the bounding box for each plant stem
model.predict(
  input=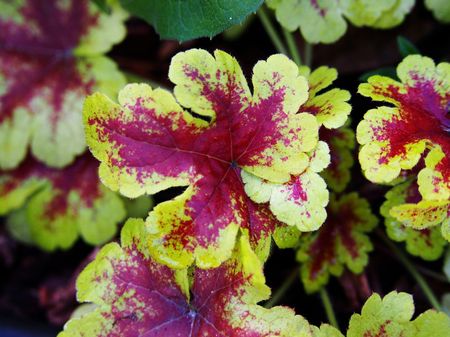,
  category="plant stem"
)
[282,28,302,65]
[304,42,313,67]
[257,7,288,55]
[264,268,299,308]
[377,230,442,310]
[319,288,339,330]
